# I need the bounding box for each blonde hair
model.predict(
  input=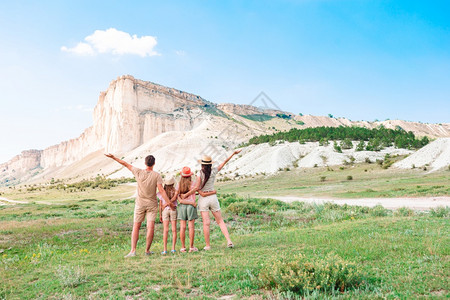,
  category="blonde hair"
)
[178,176,192,194]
